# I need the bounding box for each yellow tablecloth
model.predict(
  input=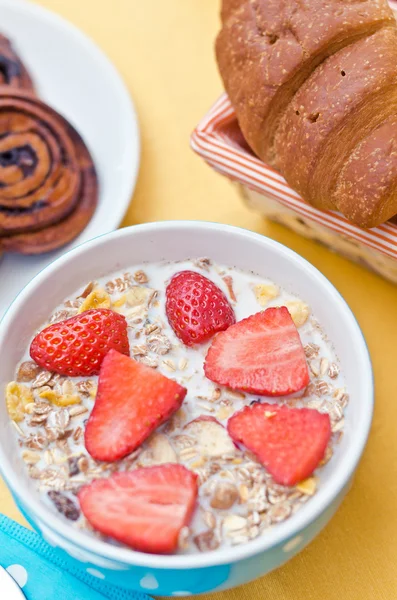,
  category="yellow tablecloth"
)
[2,1,397,598]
